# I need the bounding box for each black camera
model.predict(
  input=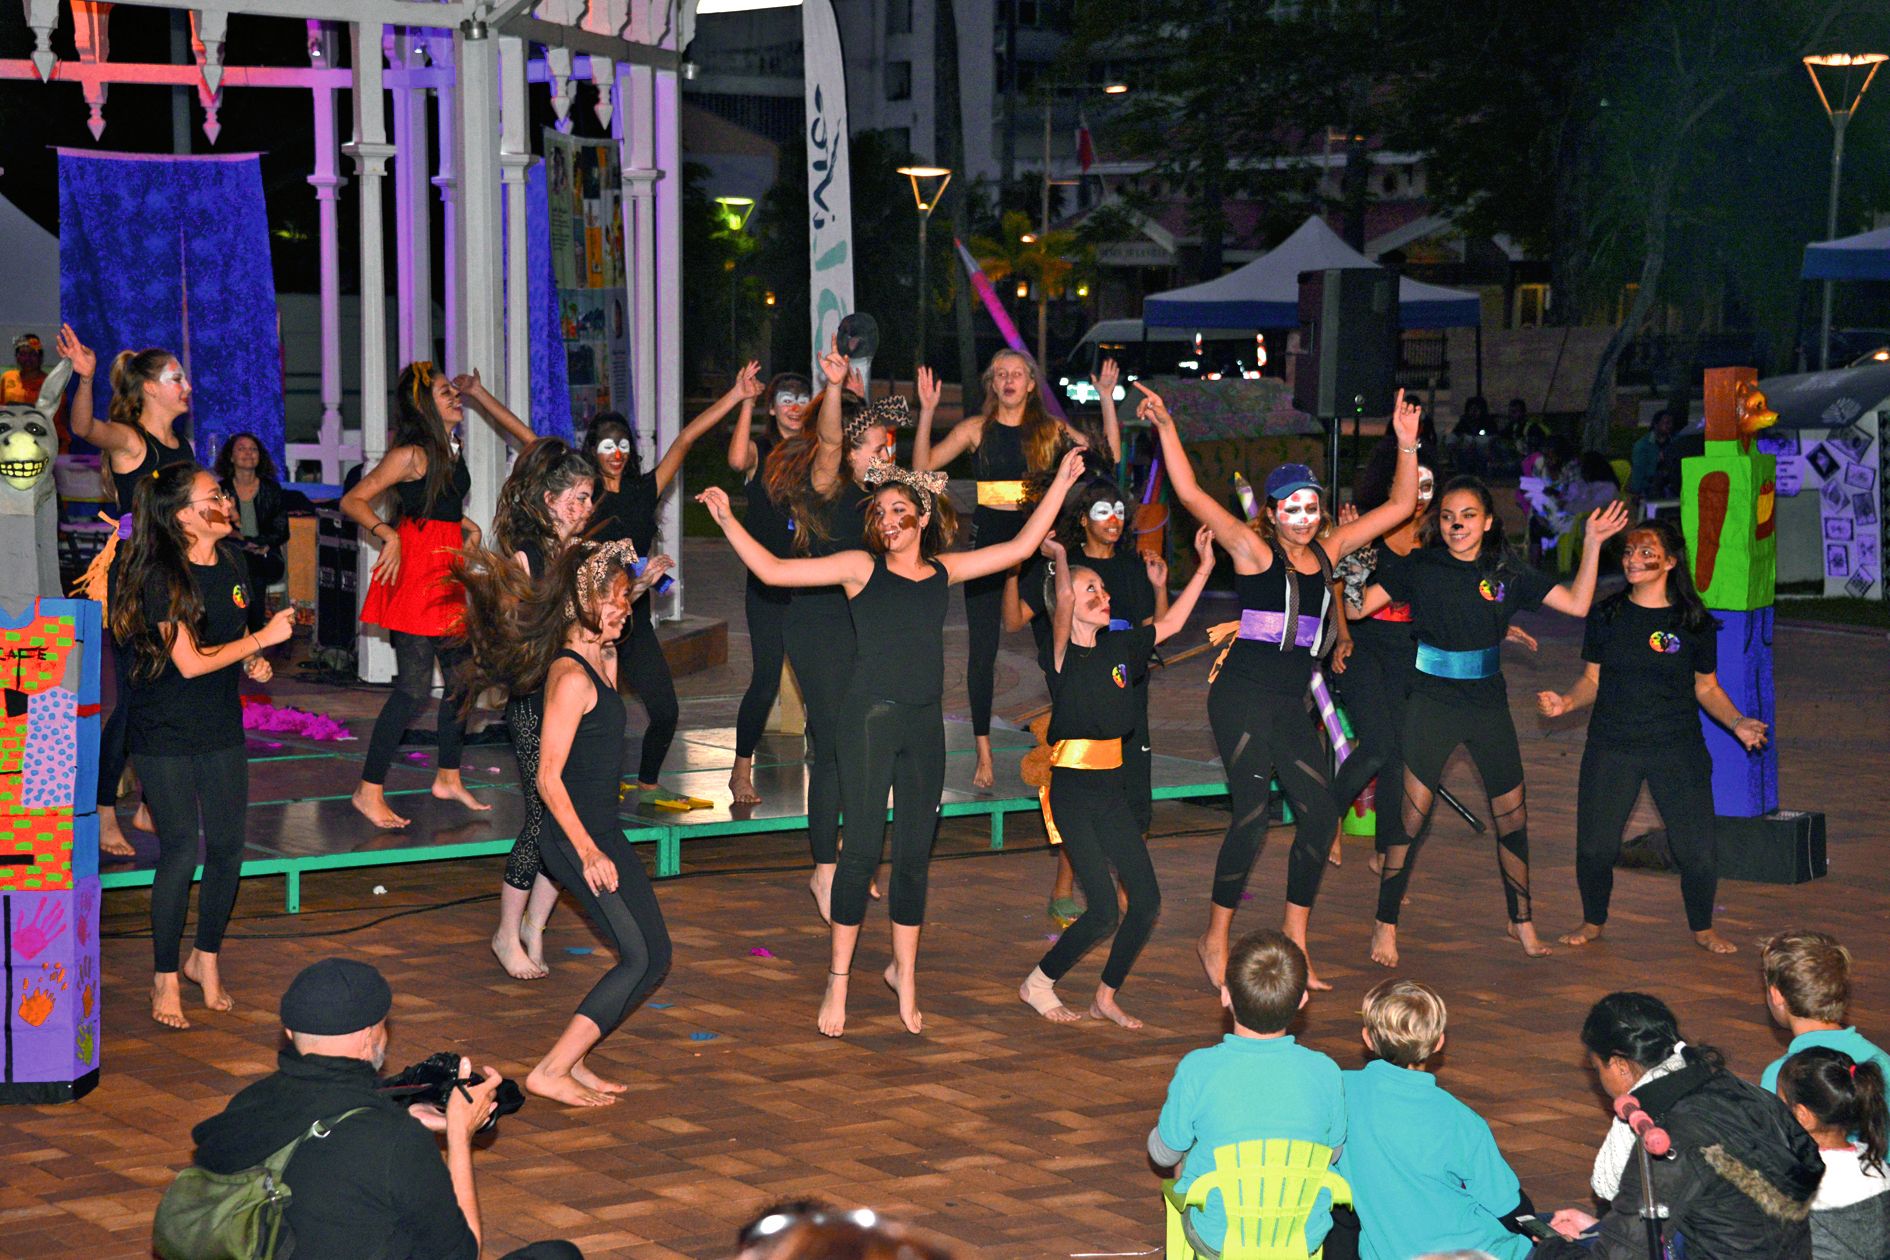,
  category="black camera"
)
[378,1052,526,1135]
